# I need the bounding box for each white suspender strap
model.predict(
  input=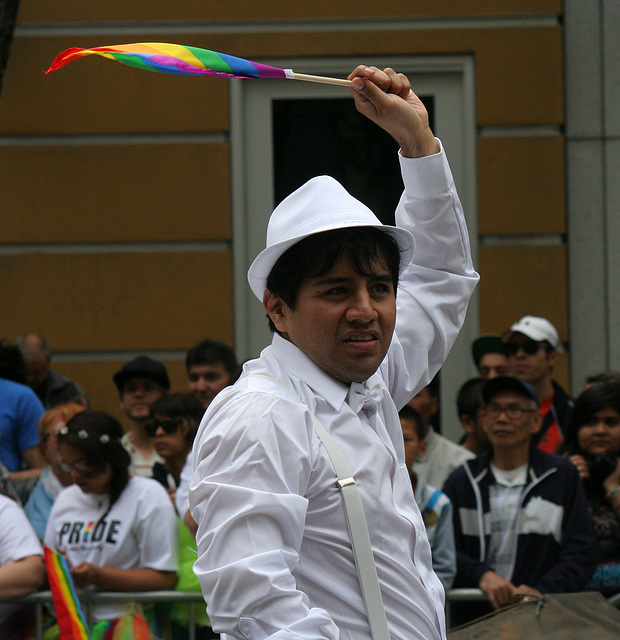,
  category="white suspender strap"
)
[250,375,391,640]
